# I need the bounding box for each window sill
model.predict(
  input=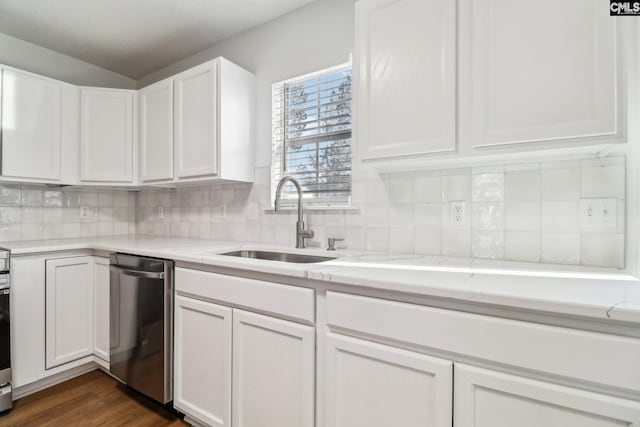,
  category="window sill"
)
[264,205,360,212]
